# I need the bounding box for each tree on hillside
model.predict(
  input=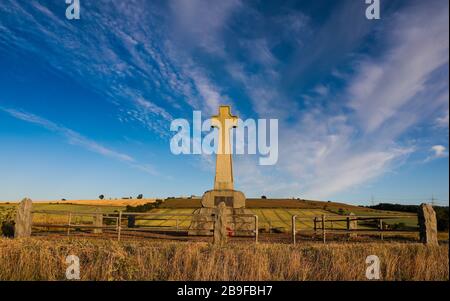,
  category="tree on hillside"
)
[137,194,143,199]
[261,195,267,199]
[99,194,104,200]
